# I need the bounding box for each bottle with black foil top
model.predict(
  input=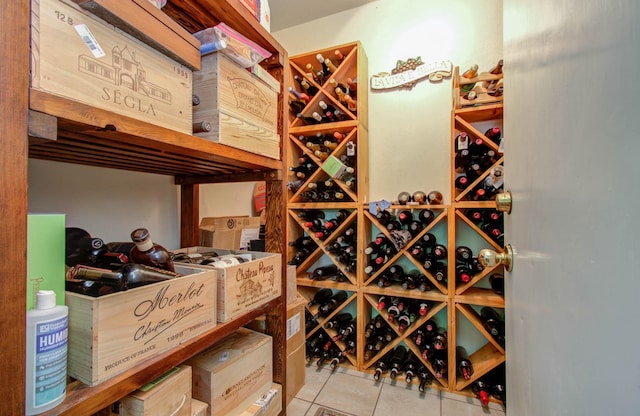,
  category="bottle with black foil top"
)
[129,227,175,272]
